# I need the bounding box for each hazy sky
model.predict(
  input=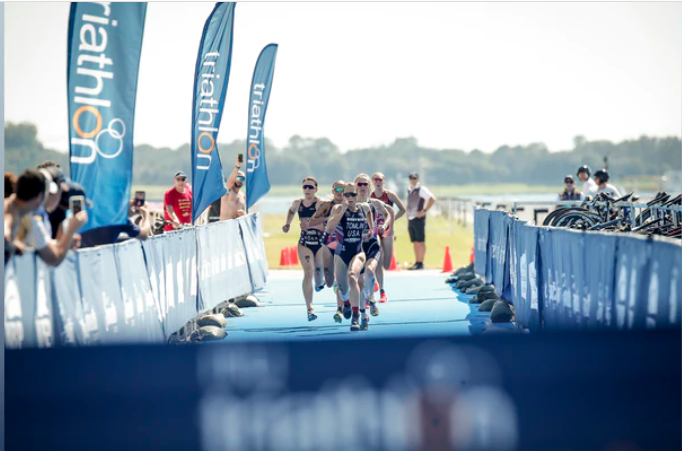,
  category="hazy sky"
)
[5,2,681,153]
